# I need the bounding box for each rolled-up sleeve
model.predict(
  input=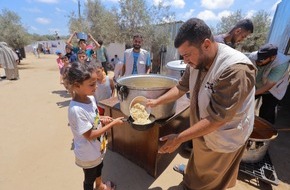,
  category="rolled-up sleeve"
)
[207,63,256,122]
[177,64,190,92]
